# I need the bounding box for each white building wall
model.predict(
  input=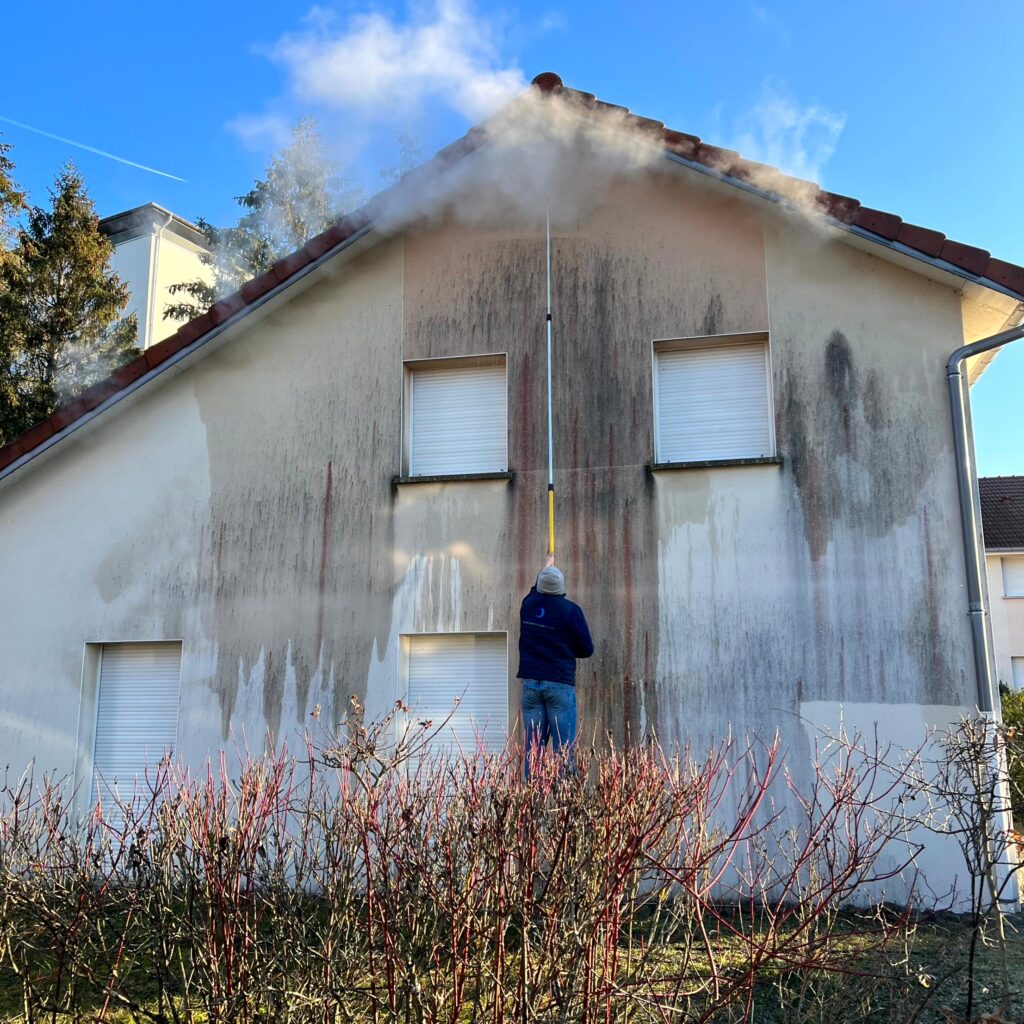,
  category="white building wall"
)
[106,220,214,351]
[107,235,152,344]
[0,169,993,902]
[987,552,1024,690]
[150,233,213,345]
